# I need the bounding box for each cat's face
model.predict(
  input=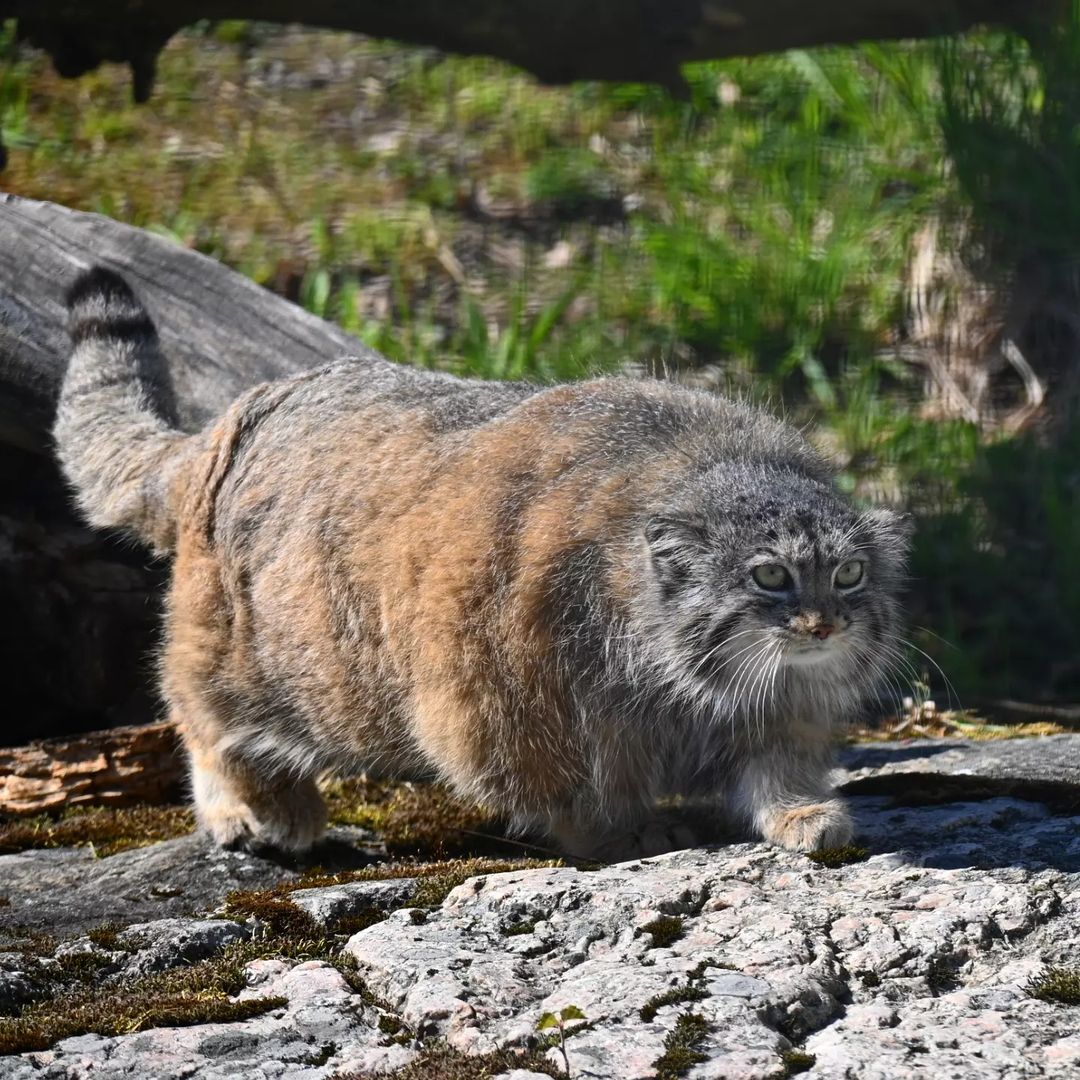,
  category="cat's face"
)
[643,470,908,705]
